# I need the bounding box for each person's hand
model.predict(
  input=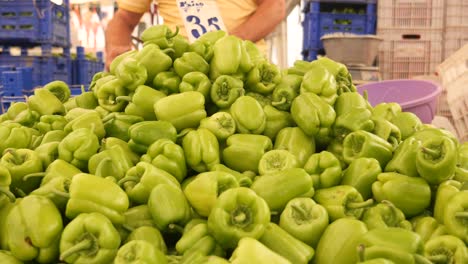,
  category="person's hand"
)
[105,44,131,71]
